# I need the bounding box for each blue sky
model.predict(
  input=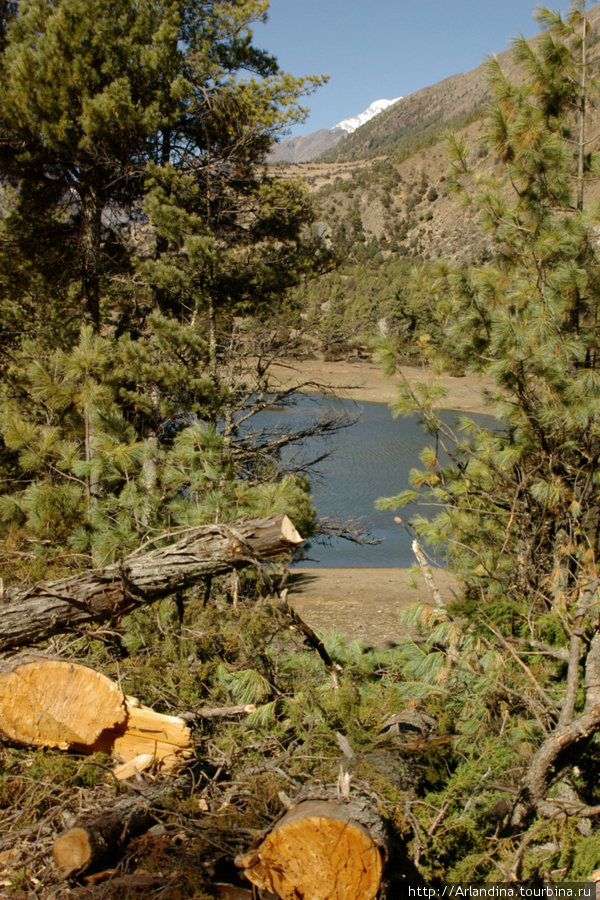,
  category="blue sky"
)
[255,1,565,137]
